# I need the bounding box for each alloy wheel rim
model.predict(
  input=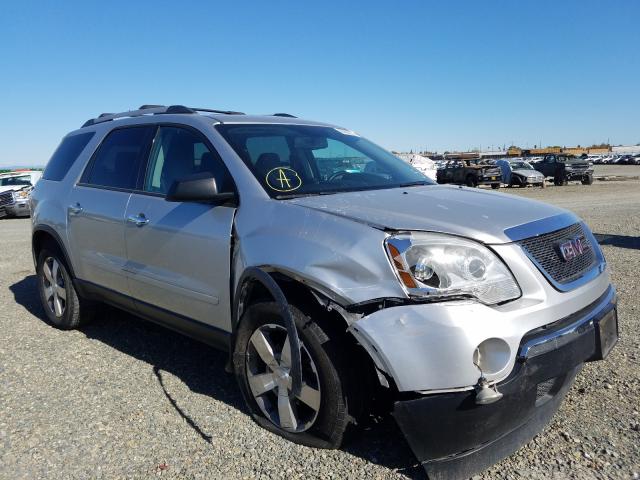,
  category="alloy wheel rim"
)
[246,324,321,433]
[42,257,66,317]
